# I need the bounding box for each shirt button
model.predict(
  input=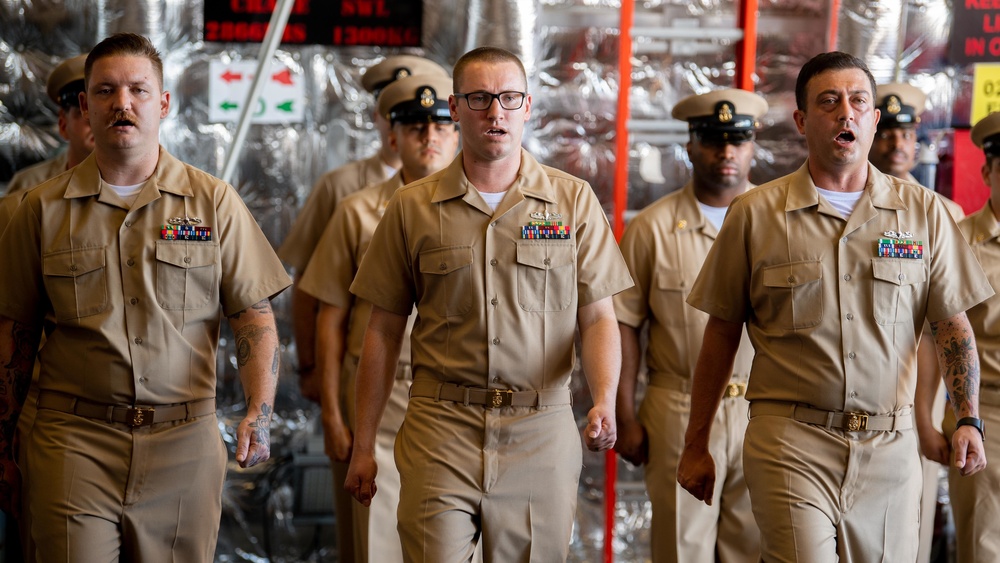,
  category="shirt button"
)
[138,377,148,384]
[490,259,497,266]
[842,237,848,244]
[183,256,191,264]
[127,258,135,267]
[492,337,500,345]
[124,220,132,228]
[491,221,497,227]
[69,264,78,272]
[543,258,551,266]
[134,337,143,345]
[439,263,447,271]
[850,390,858,398]
[898,273,905,281]
[843,274,851,281]
[787,276,796,283]
[130,298,138,305]
[846,313,854,320]
[491,298,498,306]
[493,376,500,383]
[848,351,856,359]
